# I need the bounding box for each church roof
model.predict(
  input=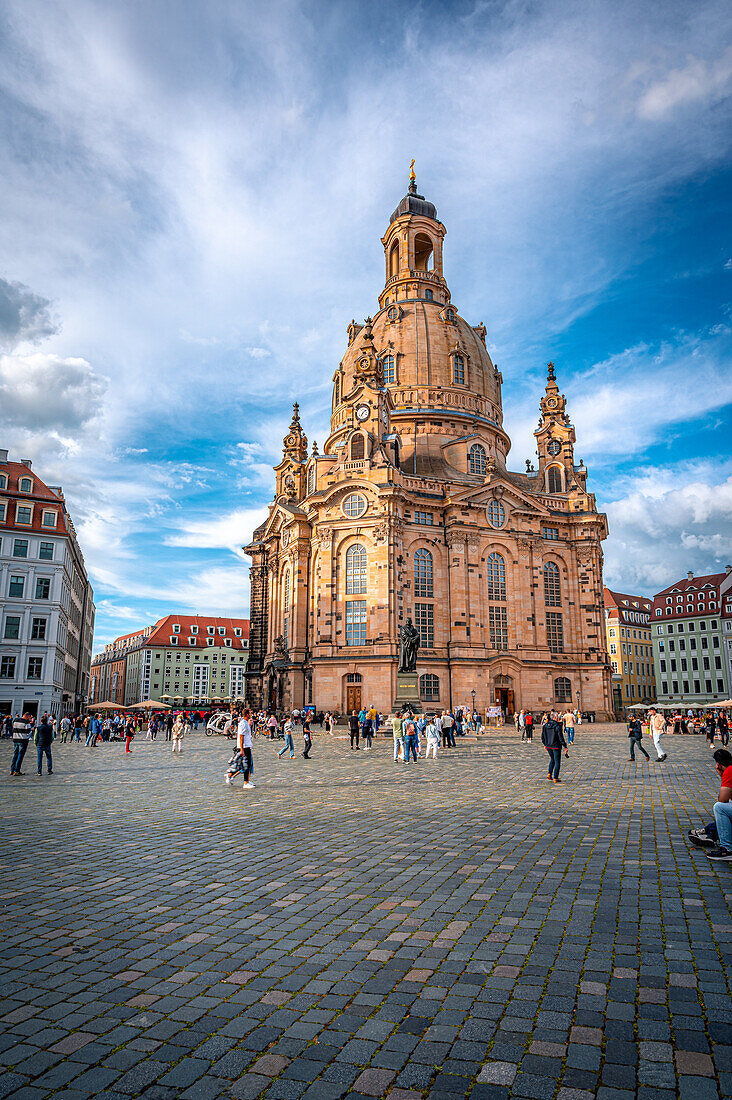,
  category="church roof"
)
[390,181,438,224]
